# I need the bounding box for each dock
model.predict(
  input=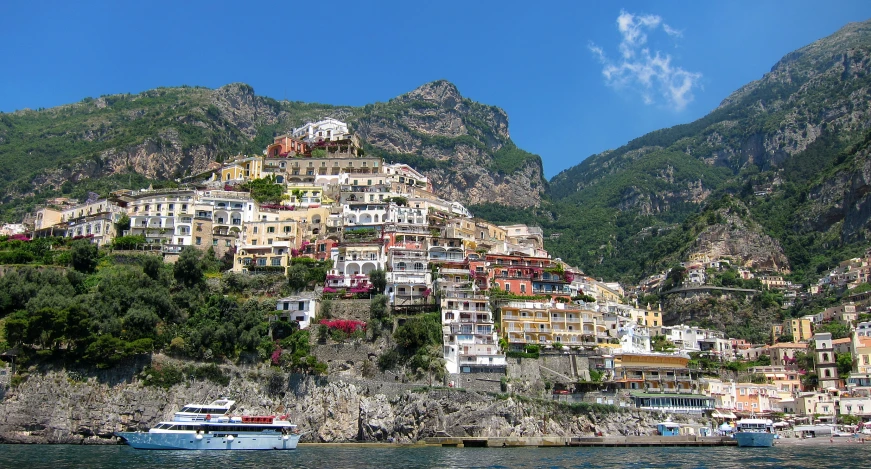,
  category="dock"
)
[423,436,737,447]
